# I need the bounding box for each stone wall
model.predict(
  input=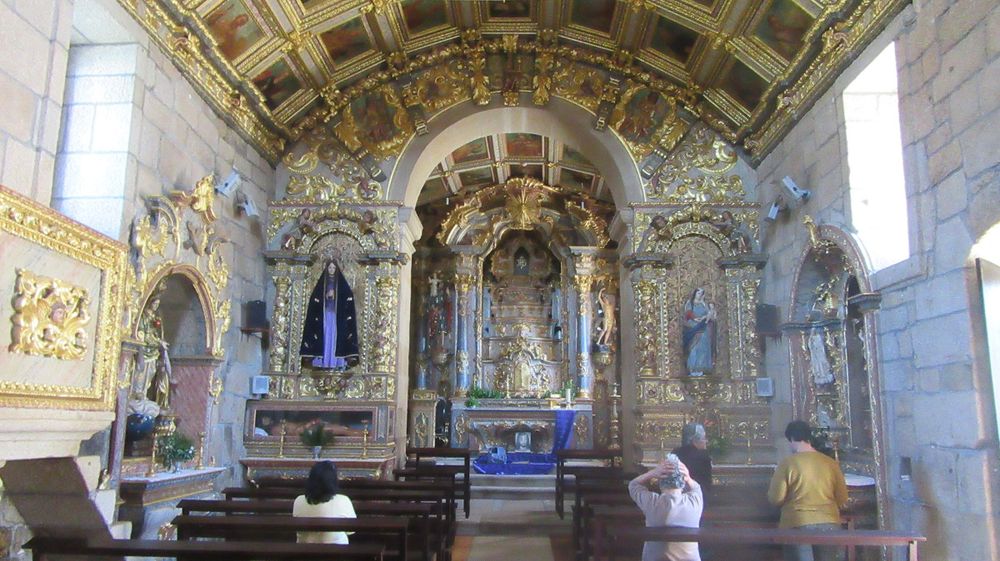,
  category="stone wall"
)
[758,2,1000,559]
[0,0,72,204]
[0,0,276,557]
